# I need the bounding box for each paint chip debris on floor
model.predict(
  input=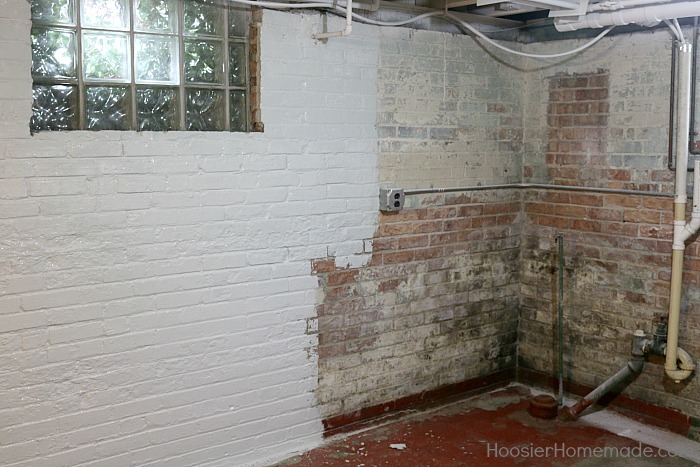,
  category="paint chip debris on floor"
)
[273,385,700,466]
